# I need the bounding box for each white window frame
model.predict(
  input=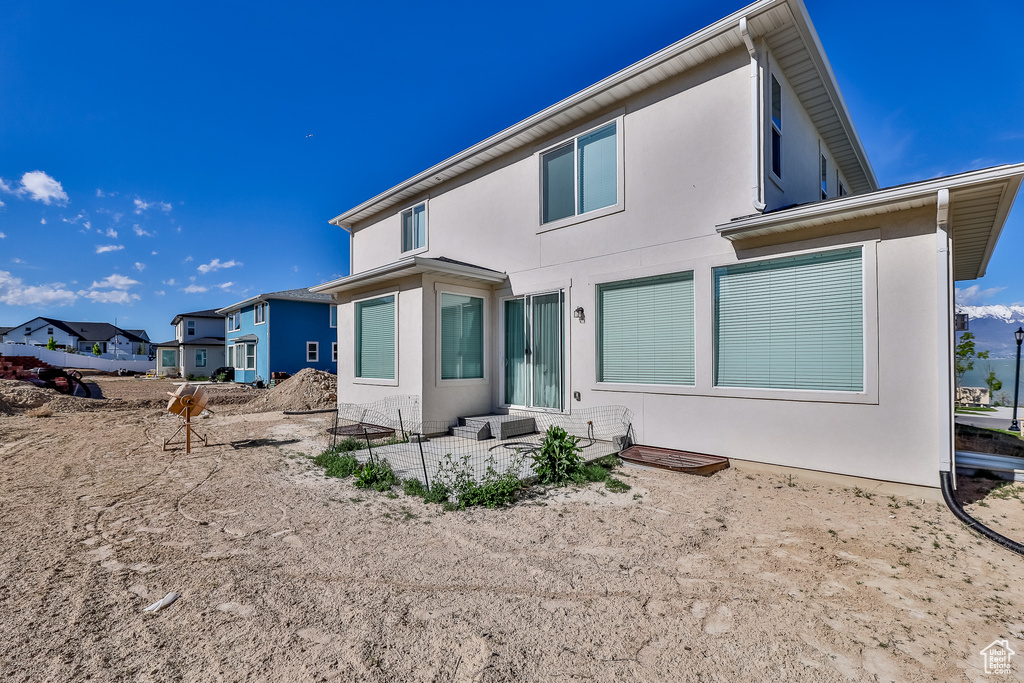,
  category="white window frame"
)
[353,289,399,386]
[329,305,337,328]
[227,345,234,368]
[244,343,256,371]
[195,348,207,368]
[187,319,195,336]
[399,201,429,256]
[332,341,338,362]
[254,303,267,325]
[820,151,828,200]
[435,285,488,386]
[306,341,319,363]
[537,114,625,233]
[227,311,241,332]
